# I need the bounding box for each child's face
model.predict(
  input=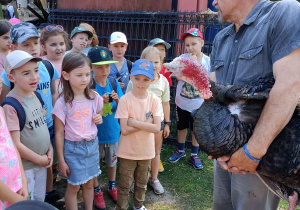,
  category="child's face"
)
[7,61,40,94]
[92,64,110,80]
[12,37,40,57]
[154,44,166,59]
[62,64,91,93]
[42,34,66,61]
[130,74,152,93]
[184,36,204,57]
[0,32,11,51]
[145,51,161,75]
[108,42,128,59]
[71,33,88,51]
